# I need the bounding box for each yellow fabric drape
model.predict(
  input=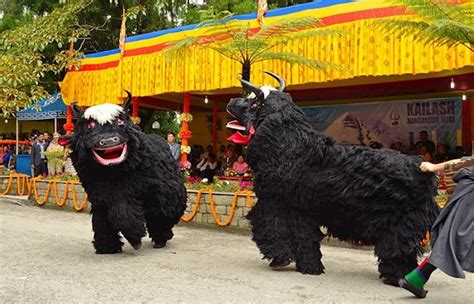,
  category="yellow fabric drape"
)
[60,18,474,106]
